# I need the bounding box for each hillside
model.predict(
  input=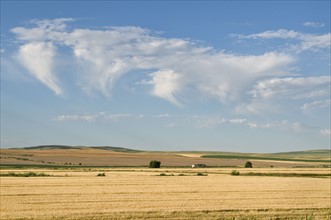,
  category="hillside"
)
[201,149,331,163]
[1,145,330,167]
[22,145,141,152]
[270,149,331,159]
